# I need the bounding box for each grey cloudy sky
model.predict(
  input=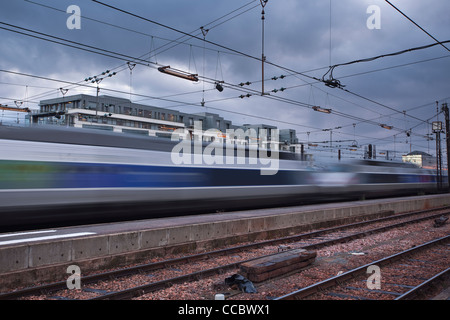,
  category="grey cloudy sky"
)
[1,0,449,161]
